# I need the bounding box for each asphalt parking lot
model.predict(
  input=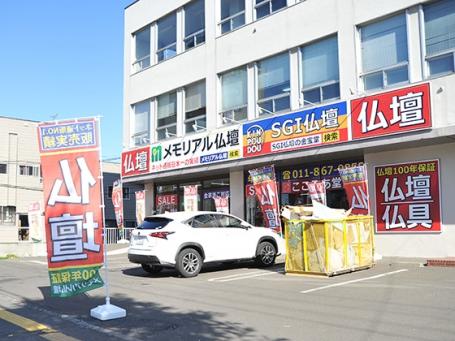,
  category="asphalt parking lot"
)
[1,247,455,341]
